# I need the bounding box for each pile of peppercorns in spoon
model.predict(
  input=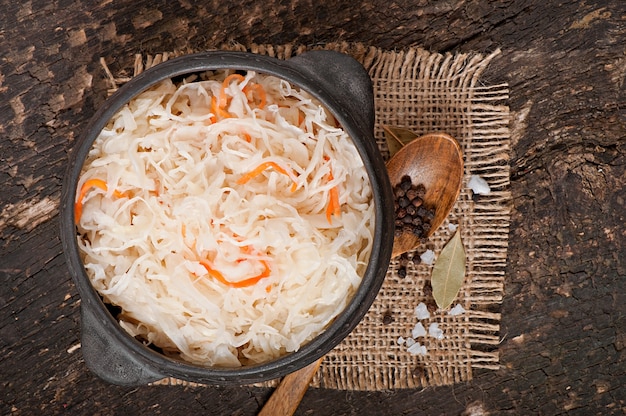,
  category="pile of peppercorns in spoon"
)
[393,175,435,241]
